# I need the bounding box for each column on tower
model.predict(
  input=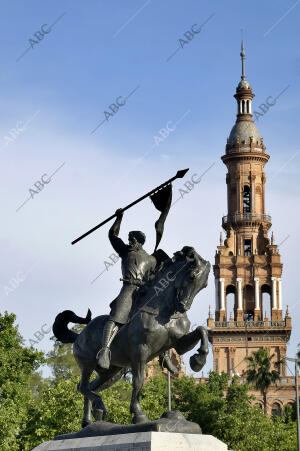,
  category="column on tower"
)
[278,278,282,310]
[254,277,260,310]
[236,278,242,310]
[219,278,225,312]
[235,278,243,321]
[254,277,261,321]
[215,278,219,311]
[271,277,277,310]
